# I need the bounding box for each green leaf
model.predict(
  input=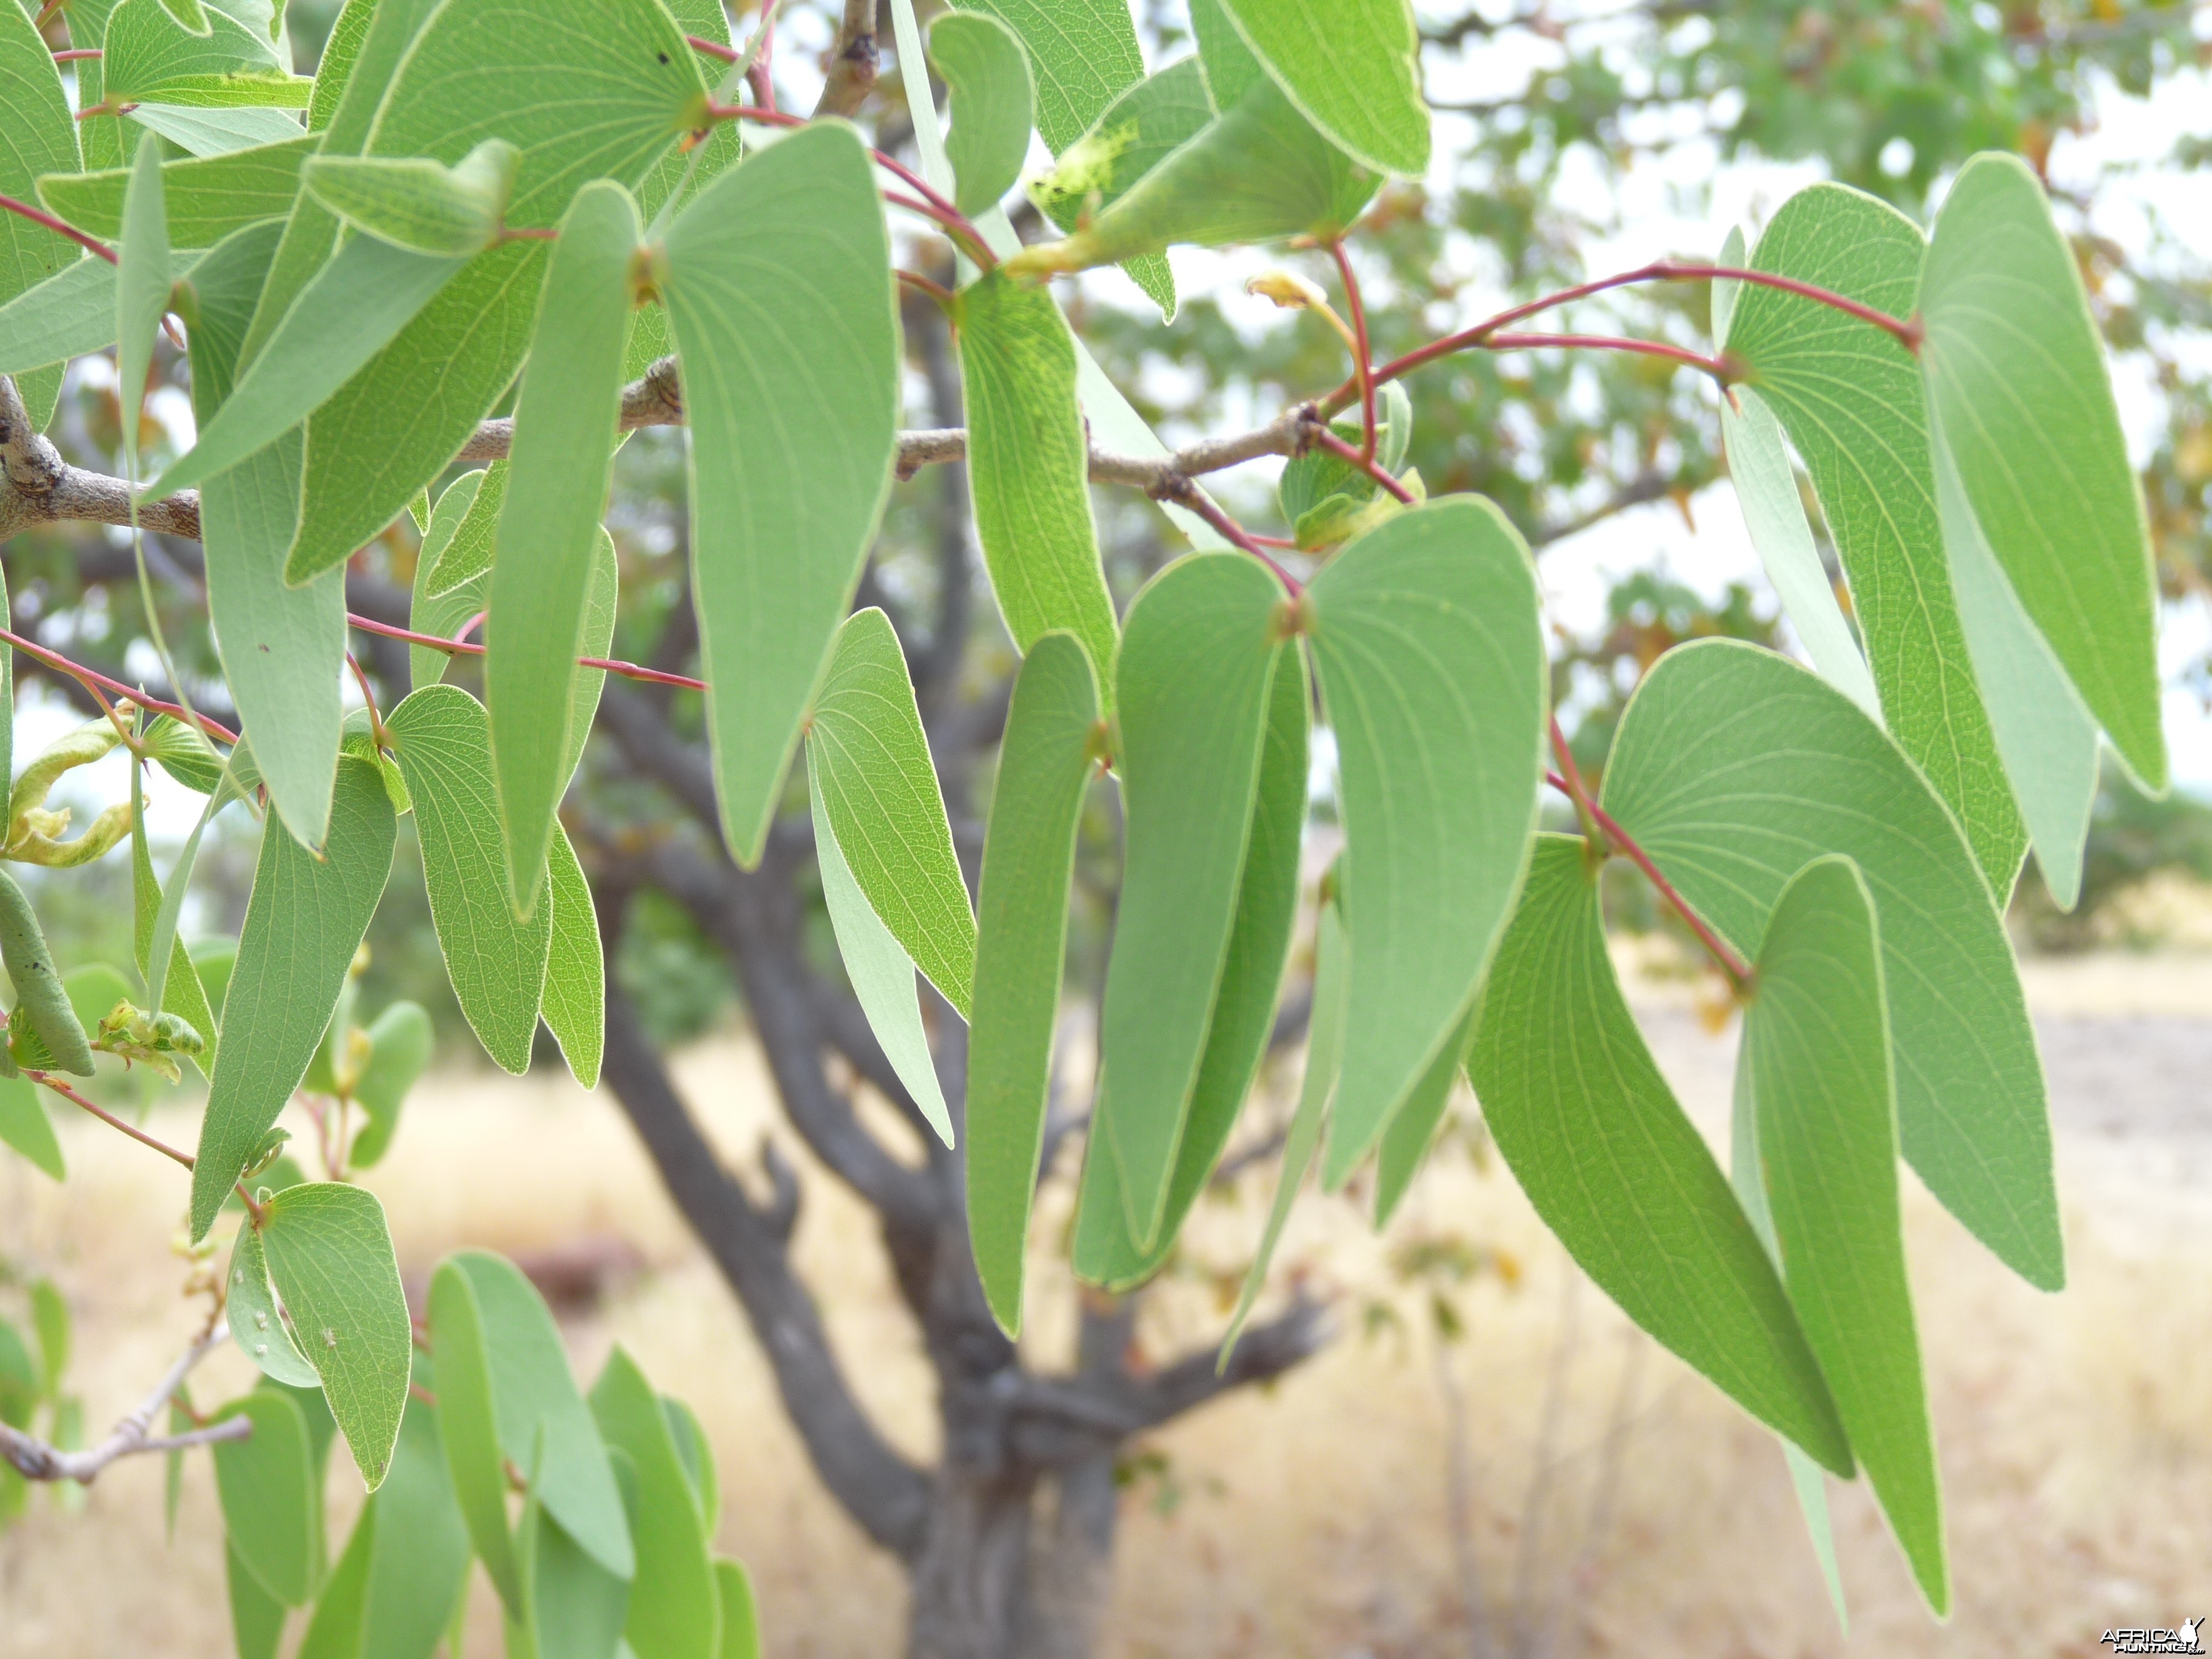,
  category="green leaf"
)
[808,759,953,1145]
[422,461,505,598]
[347,999,434,1168]
[1030,57,1212,243]
[213,1388,322,1604]
[659,121,899,866]
[0,561,10,830]
[101,0,309,109]
[227,1541,291,1659]
[1099,551,1285,1247]
[386,685,552,1073]
[1919,152,2164,791]
[489,178,638,917]
[295,1492,374,1659]
[1072,644,1307,1290]
[286,0,702,577]
[1221,888,1346,1356]
[591,1346,720,1659]
[447,1249,634,1582]
[1213,0,1427,176]
[226,1218,323,1387]
[129,104,306,158]
[714,1560,761,1659]
[931,12,1032,218]
[1188,0,1264,112]
[189,755,395,1239]
[0,1074,61,1178]
[1464,834,1852,1474]
[1930,420,2099,911]
[303,137,520,256]
[955,269,1121,689]
[522,1502,632,1659]
[259,1182,414,1490]
[0,867,96,1075]
[954,0,1142,153]
[38,134,315,245]
[409,471,492,688]
[117,129,170,486]
[1276,380,1410,535]
[155,0,212,35]
[28,1278,65,1395]
[1600,639,2060,1289]
[425,1256,523,1611]
[0,1316,34,1423]
[0,0,84,415]
[1719,387,1879,717]
[62,960,135,1032]
[1724,180,2025,891]
[1743,855,1948,1611]
[308,0,376,133]
[184,215,346,851]
[1372,1003,1471,1228]
[540,825,605,1091]
[149,230,468,498]
[0,256,138,377]
[1307,497,1546,1187]
[965,632,1101,1330]
[662,1396,718,1533]
[359,1364,474,1659]
[1007,78,1378,278]
[809,609,976,1008]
